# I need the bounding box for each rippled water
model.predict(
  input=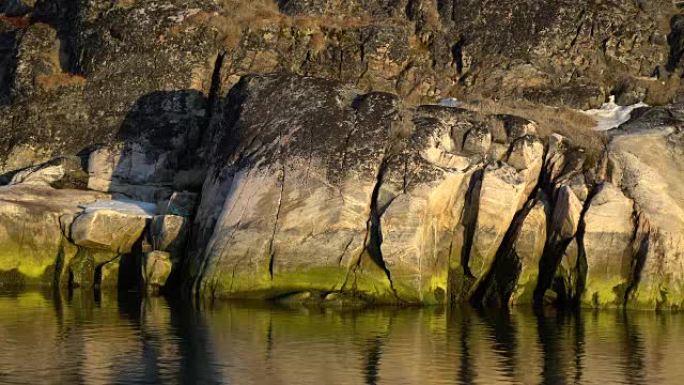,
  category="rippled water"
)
[1,290,684,384]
